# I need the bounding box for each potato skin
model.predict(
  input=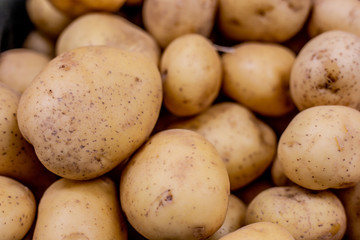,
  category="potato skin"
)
[245,186,346,240]
[17,46,163,180]
[120,129,230,240]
